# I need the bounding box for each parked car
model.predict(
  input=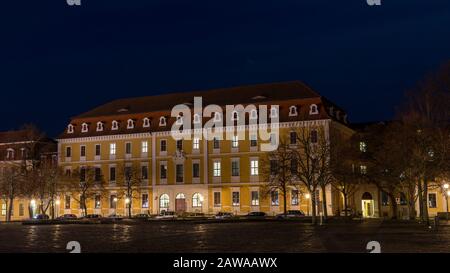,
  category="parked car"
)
[33,214,50,220]
[107,214,123,220]
[244,212,267,219]
[155,211,177,219]
[276,210,305,219]
[133,214,150,220]
[83,214,103,219]
[57,214,78,220]
[214,212,234,219]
